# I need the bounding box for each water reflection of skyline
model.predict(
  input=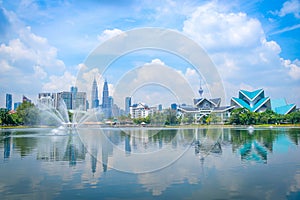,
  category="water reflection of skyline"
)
[1,128,300,168]
[0,127,300,199]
